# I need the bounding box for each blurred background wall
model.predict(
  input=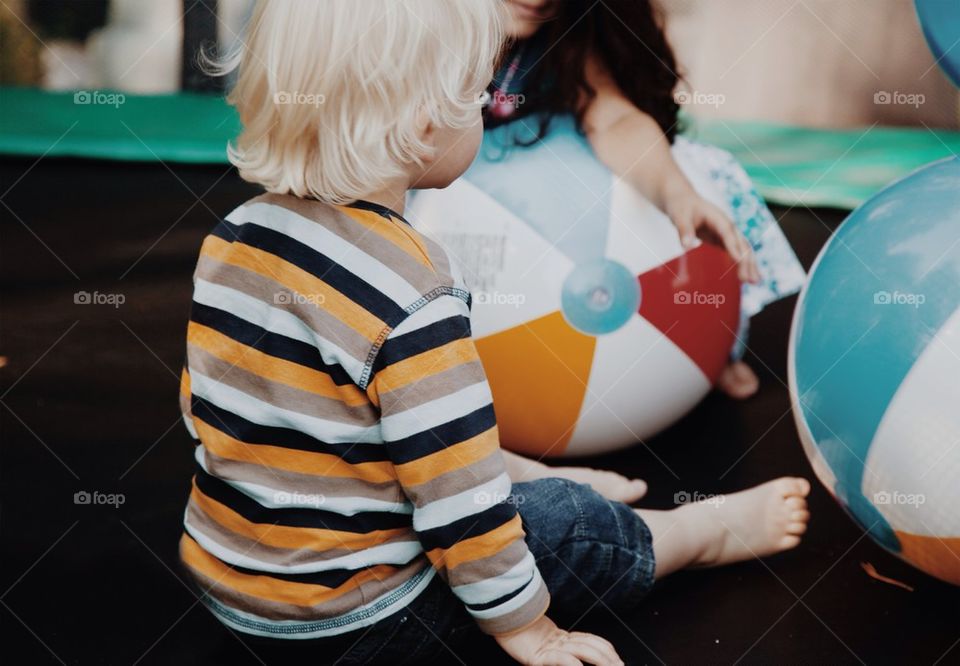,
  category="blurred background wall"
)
[663,0,959,128]
[2,0,957,129]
